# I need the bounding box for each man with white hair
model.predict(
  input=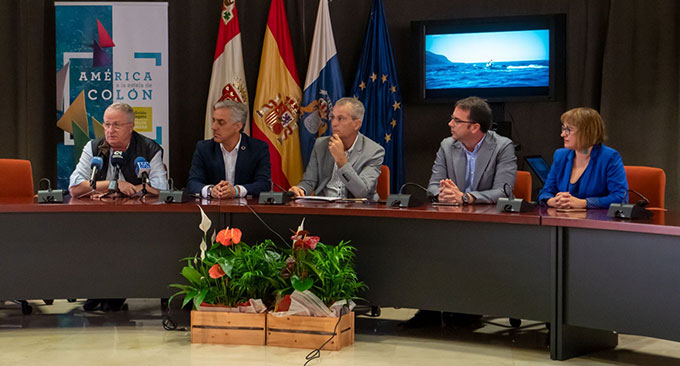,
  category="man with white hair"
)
[69,102,167,198]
